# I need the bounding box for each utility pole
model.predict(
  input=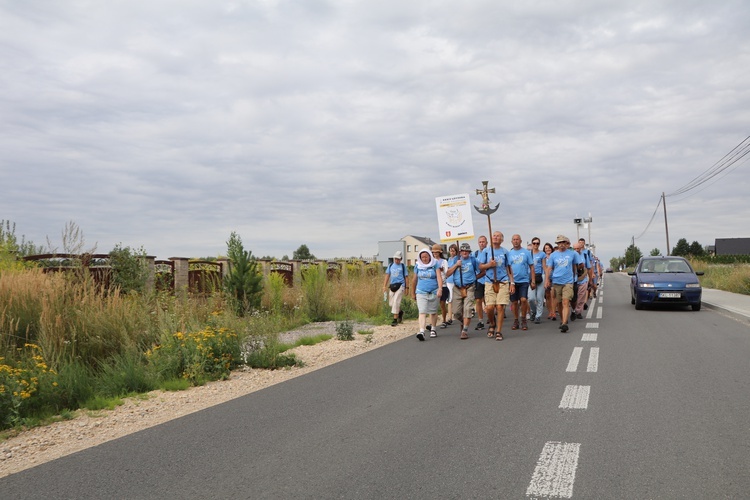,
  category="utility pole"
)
[662,192,671,256]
